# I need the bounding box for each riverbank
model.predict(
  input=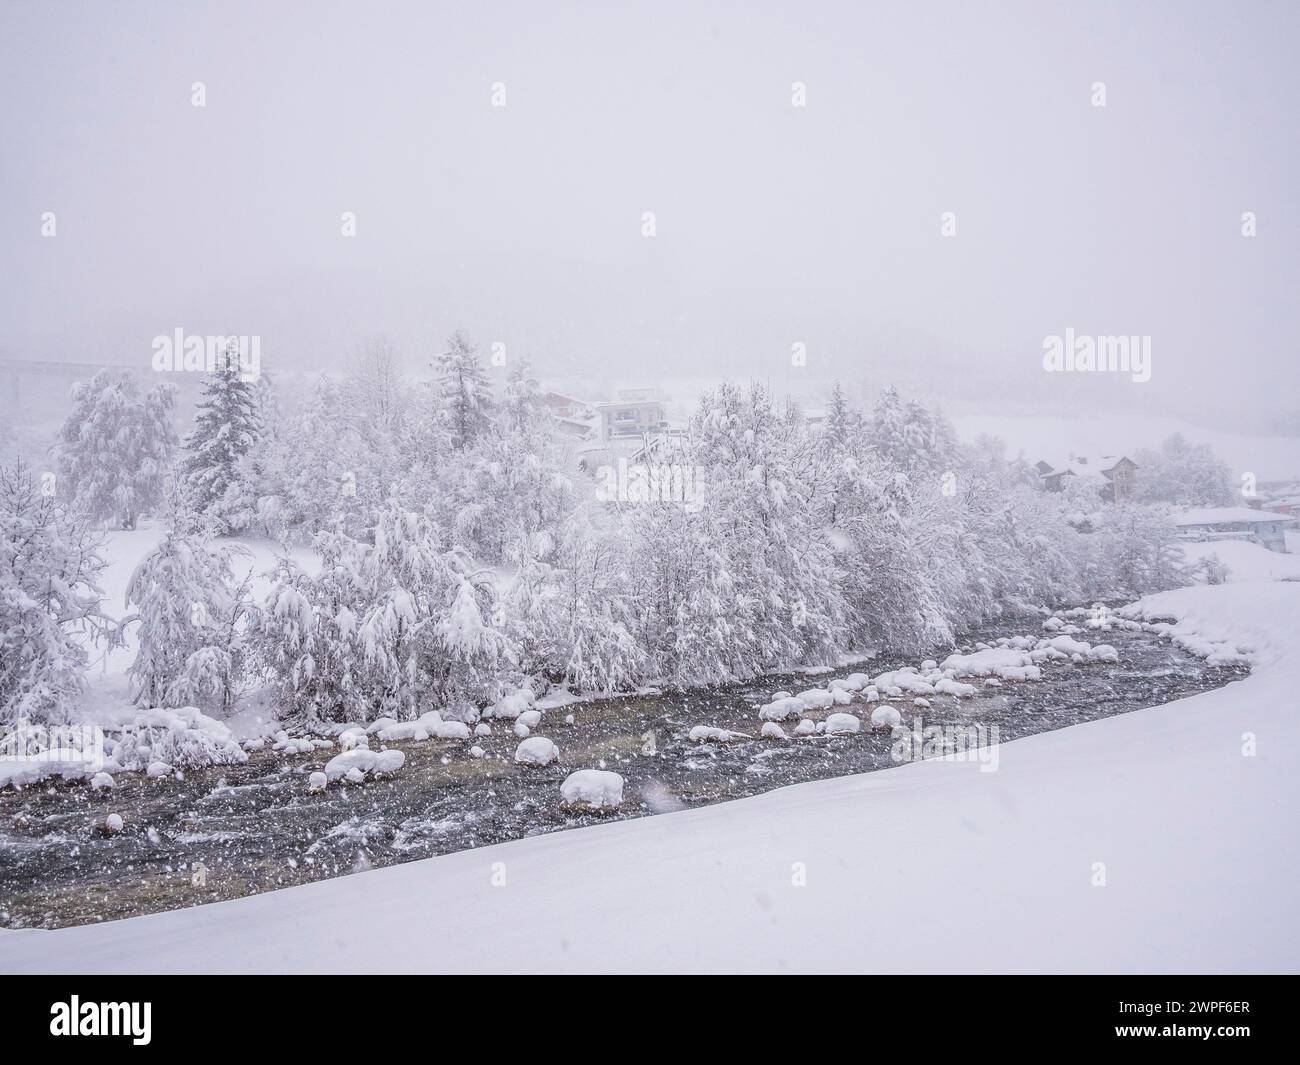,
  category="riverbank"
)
[5,580,1295,971]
